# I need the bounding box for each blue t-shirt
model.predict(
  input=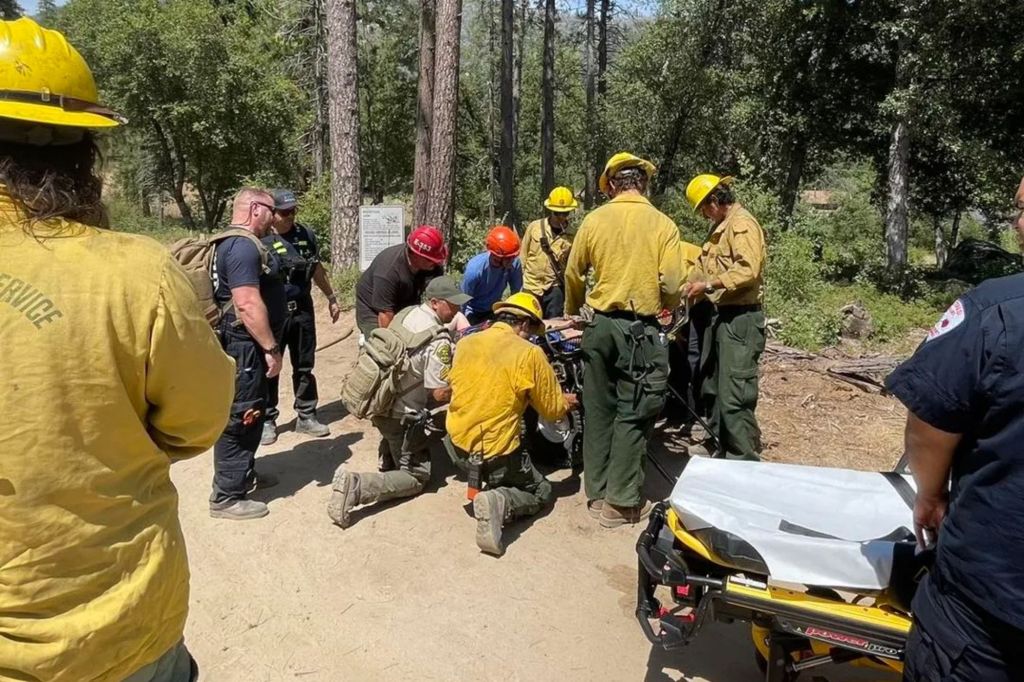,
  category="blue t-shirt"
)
[213,236,288,338]
[460,251,523,317]
[885,273,1024,629]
